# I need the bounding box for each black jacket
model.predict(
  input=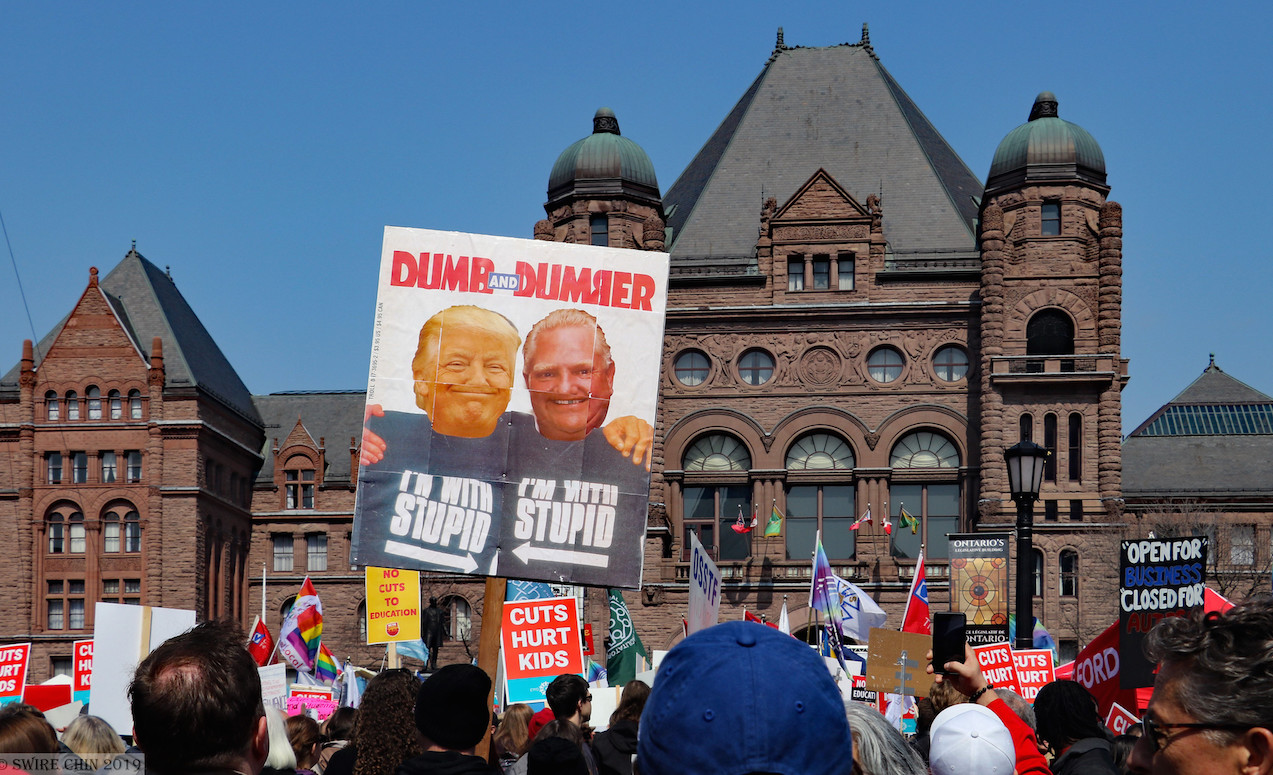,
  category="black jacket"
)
[1052,737,1120,775]
[396,751,500,775]
[590,720,637,775]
